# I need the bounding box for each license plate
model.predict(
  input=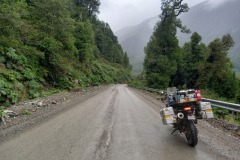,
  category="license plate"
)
[188,115,195,120]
